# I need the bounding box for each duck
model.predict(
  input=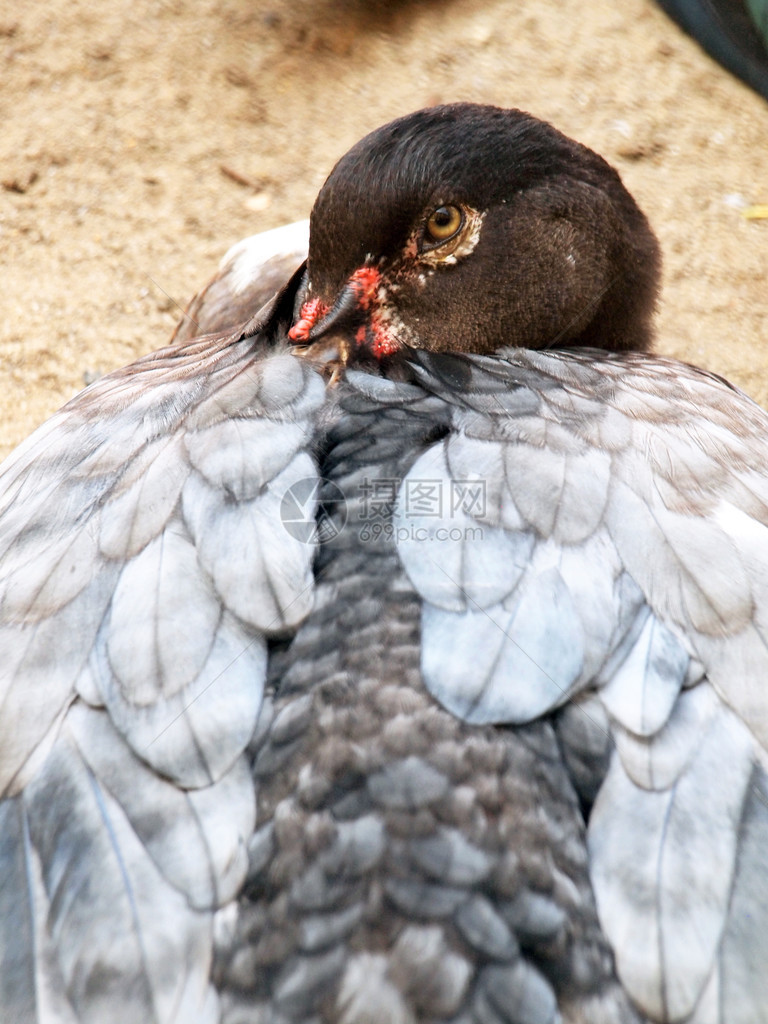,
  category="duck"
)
[1,102,768,1024]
